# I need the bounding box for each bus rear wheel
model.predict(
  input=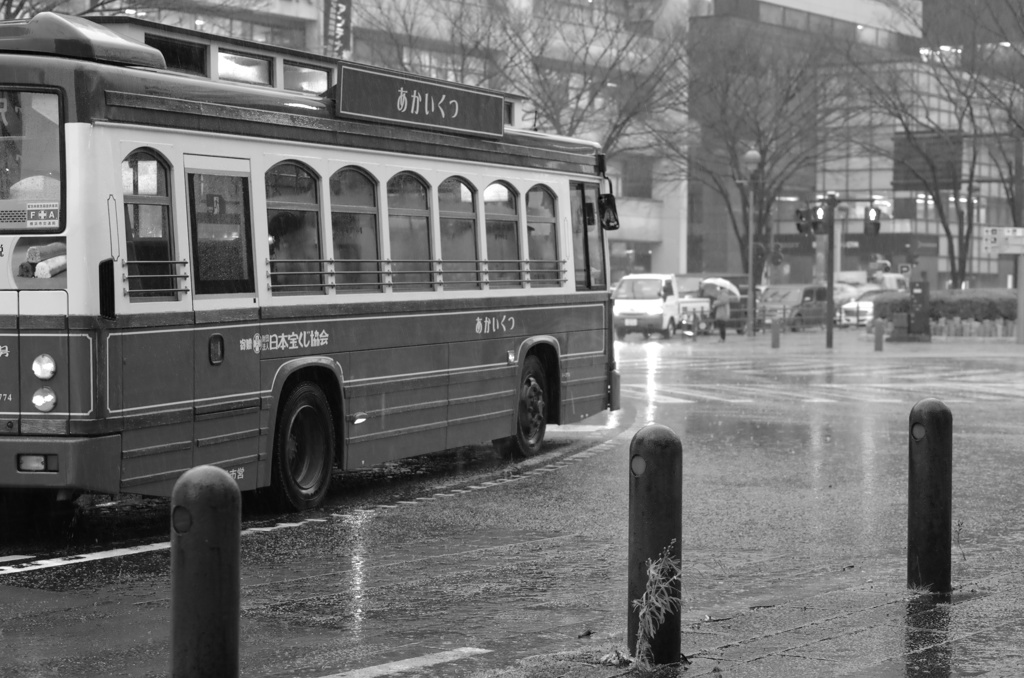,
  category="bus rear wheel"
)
[271,381,335,512]
[493,355,548,459]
